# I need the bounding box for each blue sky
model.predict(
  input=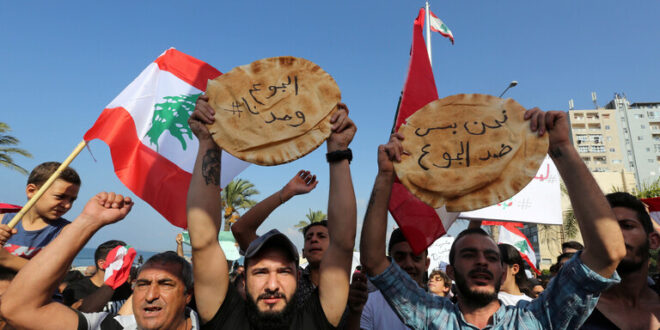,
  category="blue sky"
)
[2,1,659,252]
